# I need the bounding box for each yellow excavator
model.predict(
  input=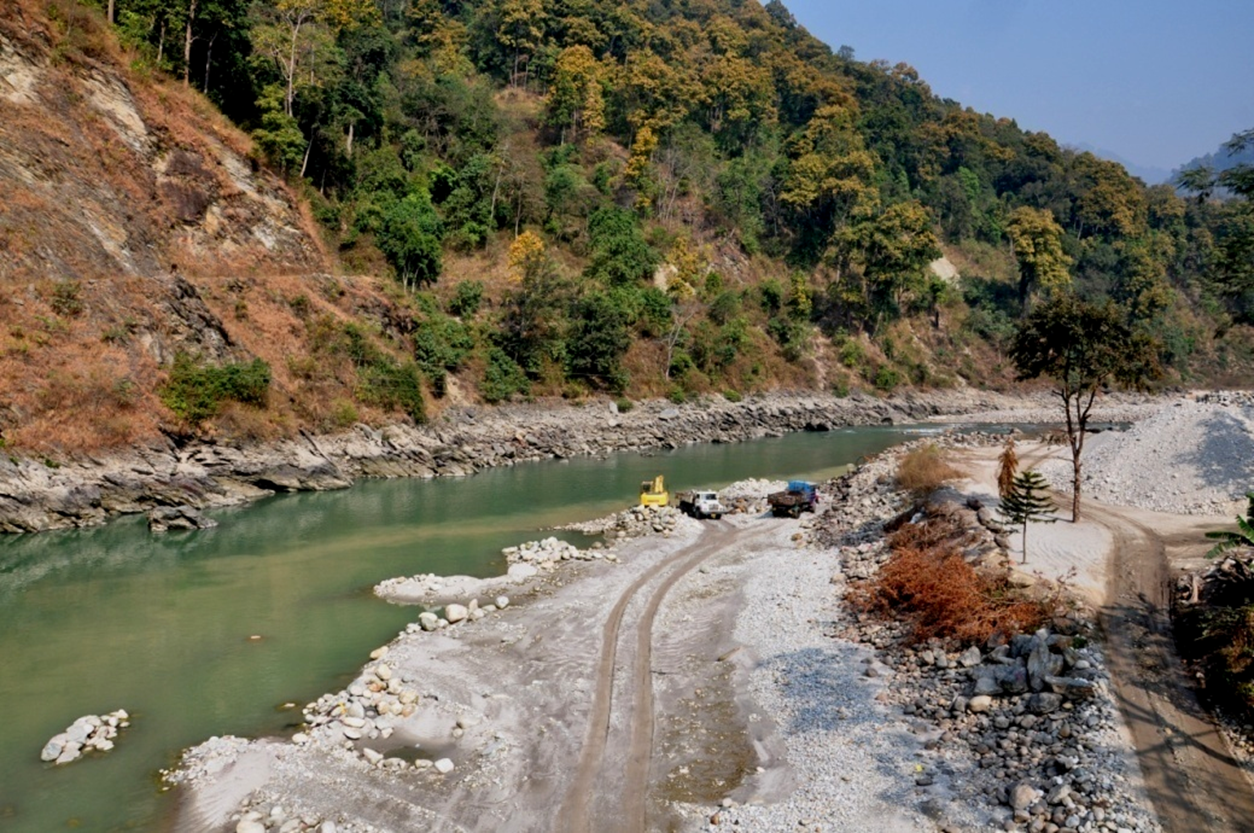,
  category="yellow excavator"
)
[639,475,669,507]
